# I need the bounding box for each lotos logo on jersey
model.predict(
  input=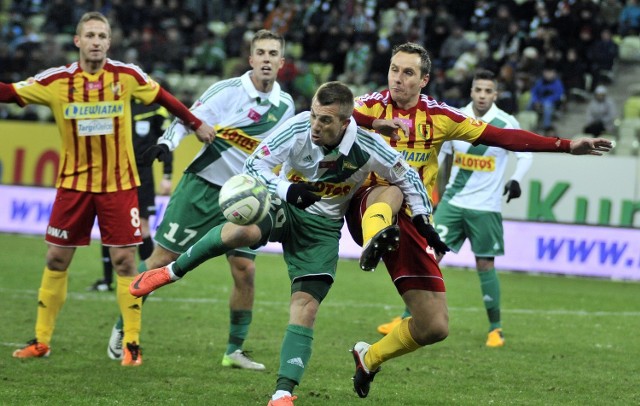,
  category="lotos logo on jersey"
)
[63,101,125,119]
[453,152,495,172]
[288,173,353,197]
[216,127,262,155]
